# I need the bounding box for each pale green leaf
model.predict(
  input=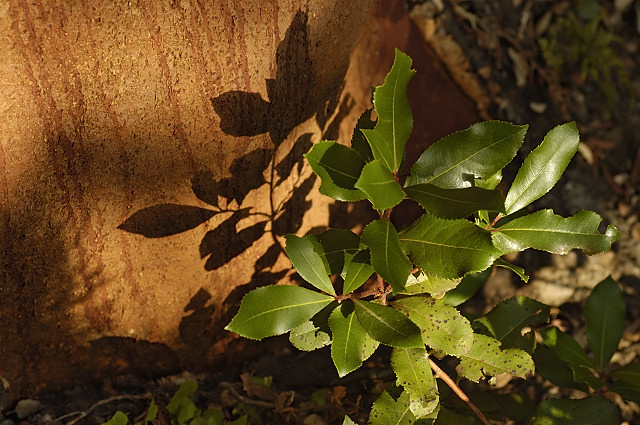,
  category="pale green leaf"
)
[355,160,405,210]
[167,380,198,415]
[351,108,375,162]
[539,327,602,389]
[531,397,620,425]
[369,390,415,425]
[493,258,529,283]
[391,347,439,418]
[505,122,579,214]
[399,213,500,279]
[402,271,460,296]
[342,249,374,294]
[304,141,366,201]
[289,302,336,351]
[394,295,473,357]
[457,334,534,382]
[441,269,491,307]
[585,276,625,369]
[342,416,358,425]
[308,229,360,276]
[104,412,129,425]
[329,302,379,377]
[285,235,335,294]
[353,299,423,348]
[492,210,620,255]
[362,219,413,293]
[362,49,416,173]
[406,121,527,188]
[404,184,505,218]
[225,286,334,340]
